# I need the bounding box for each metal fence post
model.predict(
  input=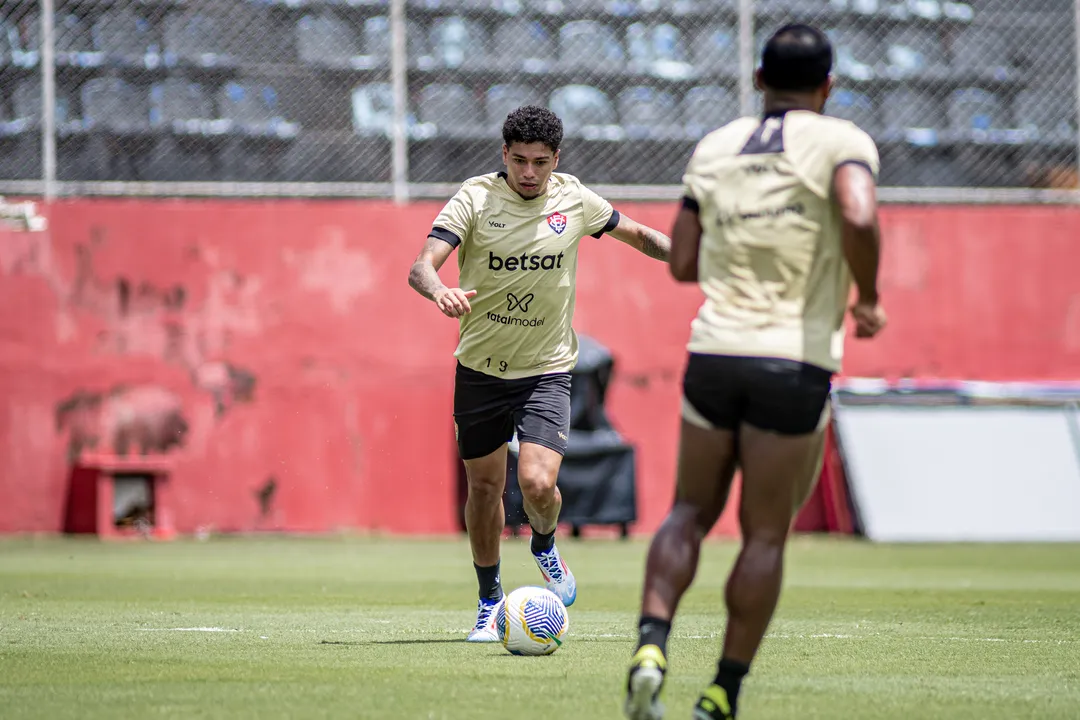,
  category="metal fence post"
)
[739,0,756,118]
[40,0,57,201]
[390,0,409,204]
[1074,0,1080,199]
